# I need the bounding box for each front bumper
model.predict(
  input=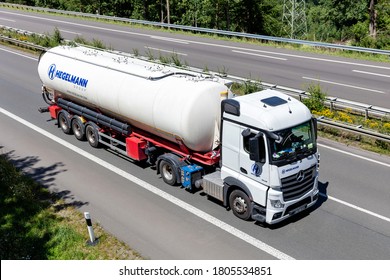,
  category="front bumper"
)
[264,175,319,224]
